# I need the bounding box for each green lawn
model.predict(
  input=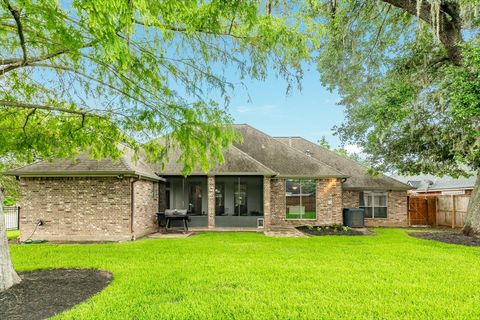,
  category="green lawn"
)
[9,229,480,319]
[7,230,19,240]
